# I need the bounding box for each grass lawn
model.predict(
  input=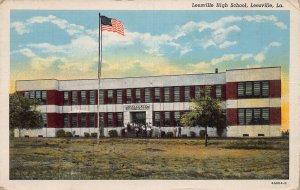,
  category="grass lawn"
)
[9,137,289,180]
